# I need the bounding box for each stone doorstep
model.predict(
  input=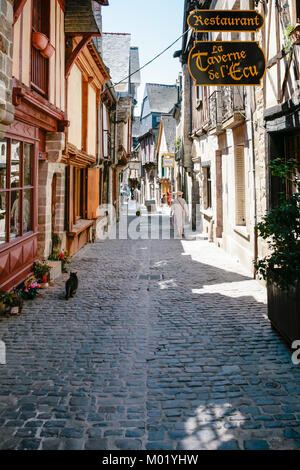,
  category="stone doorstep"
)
[48,261,62,281]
